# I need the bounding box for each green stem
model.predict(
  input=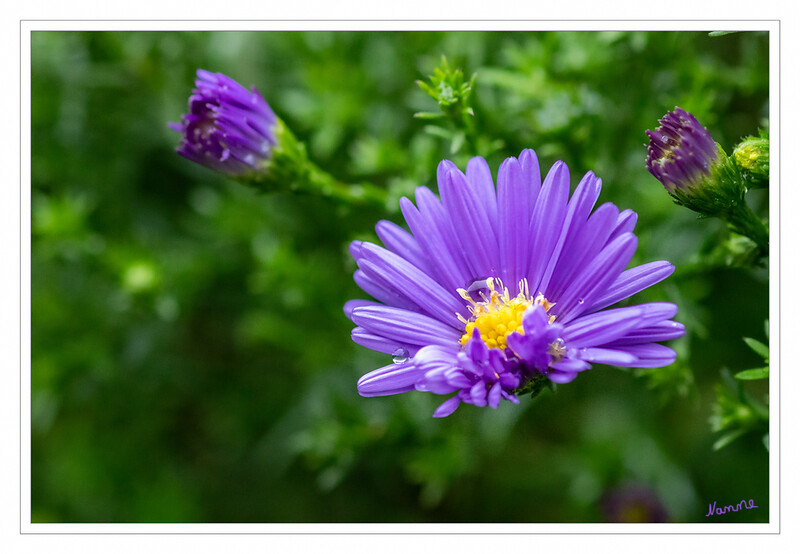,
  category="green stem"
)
[305,160,390,210]
[725,201,769,257]
[240,119,391,211]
